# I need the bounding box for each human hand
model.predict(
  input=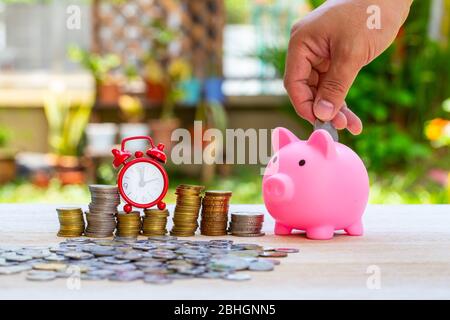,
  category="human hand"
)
[284,0,412,134]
